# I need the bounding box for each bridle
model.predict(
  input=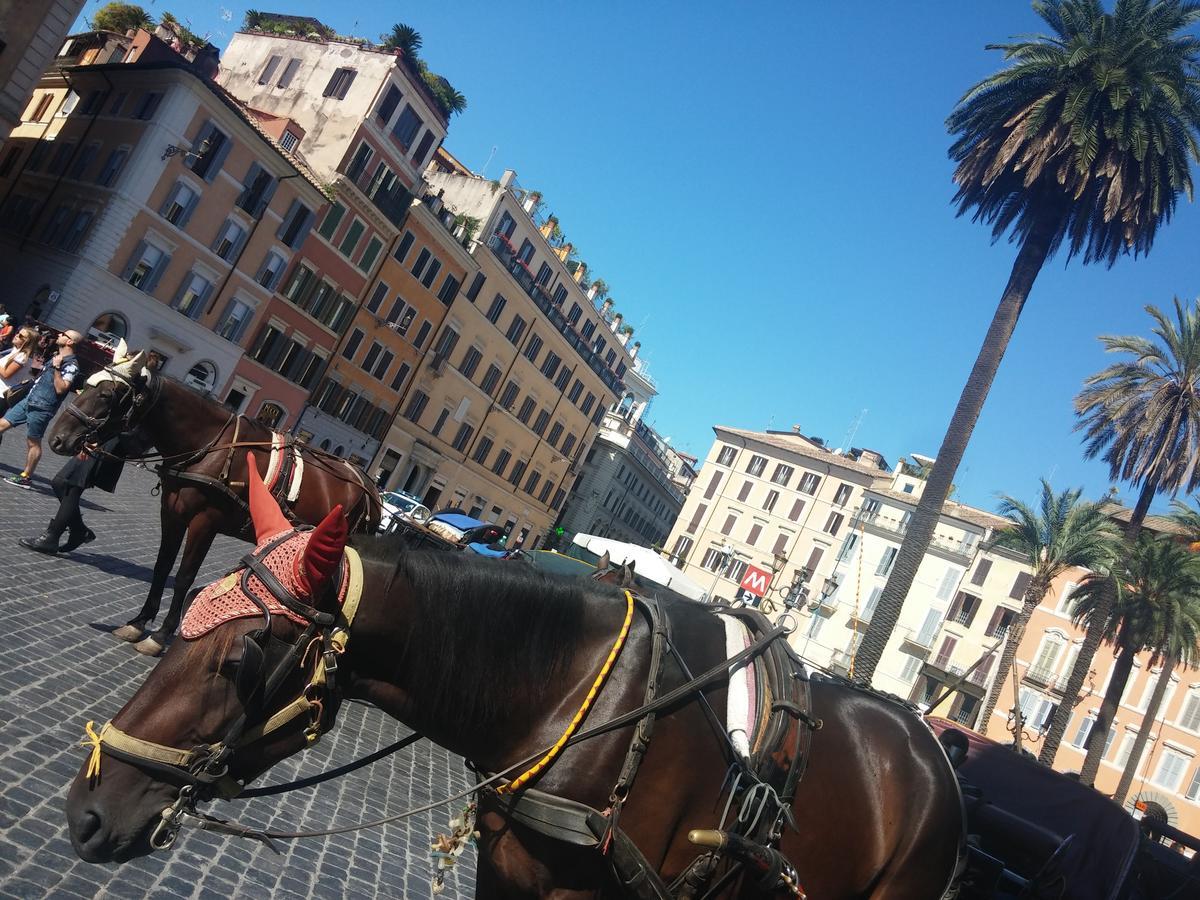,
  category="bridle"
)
[66,366,162,446]
[81,528,363,850]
